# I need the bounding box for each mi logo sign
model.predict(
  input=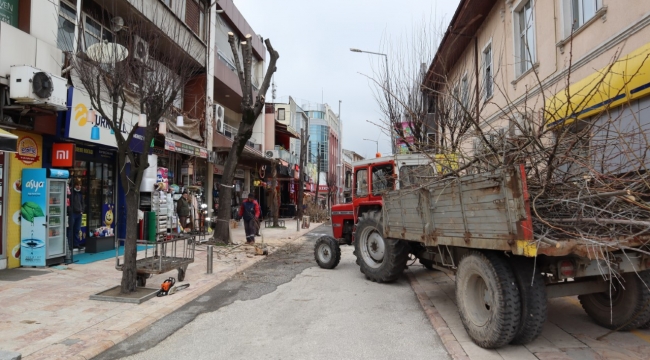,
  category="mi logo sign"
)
[52,143,75,168]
